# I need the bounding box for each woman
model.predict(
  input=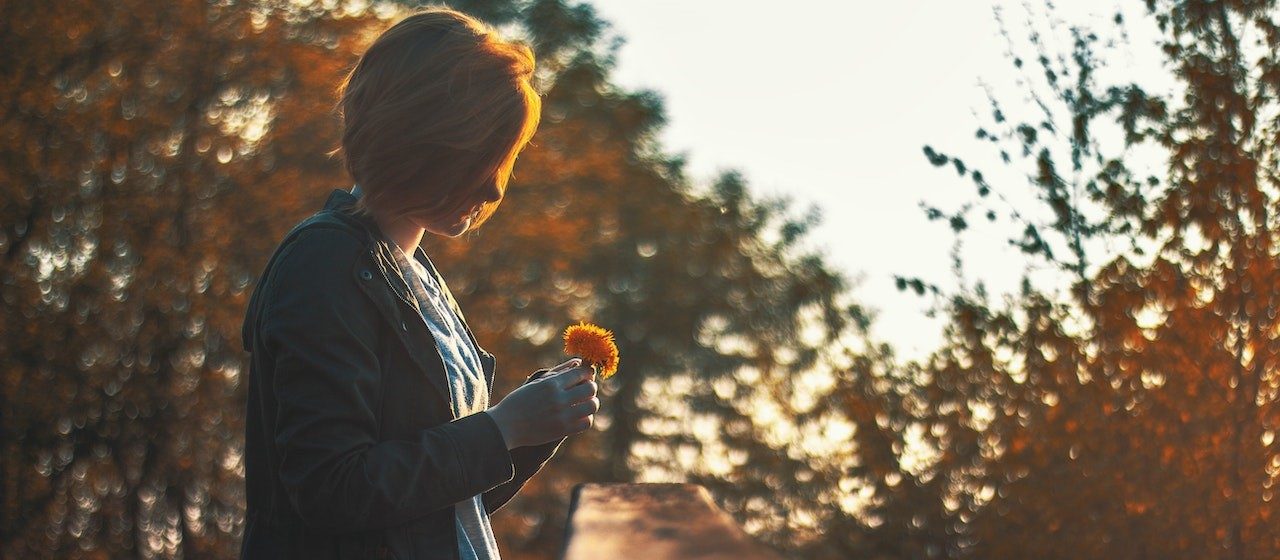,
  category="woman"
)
[239,8,598,559]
